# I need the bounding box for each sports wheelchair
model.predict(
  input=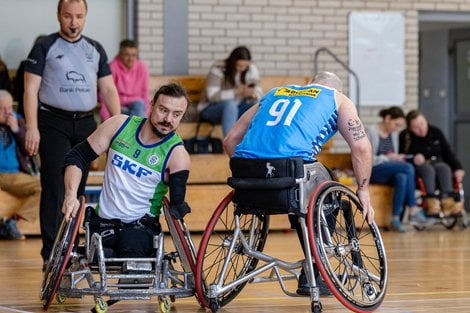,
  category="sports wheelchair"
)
[194,158,388,313]
[40,196,200,313]
[412,178,468,231]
